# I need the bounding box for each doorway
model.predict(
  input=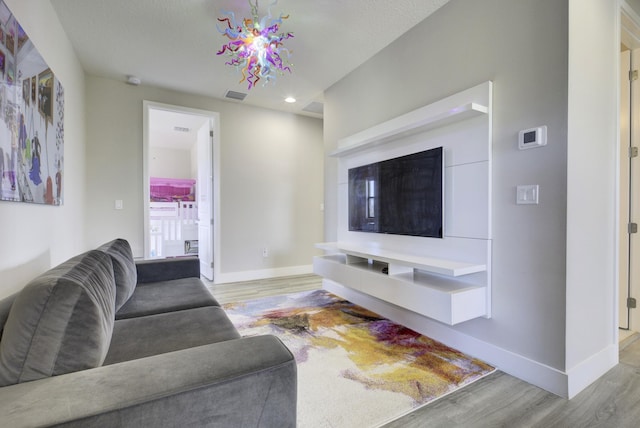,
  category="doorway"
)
[143,101,220,281]
[619,4,640,338]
